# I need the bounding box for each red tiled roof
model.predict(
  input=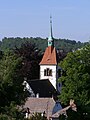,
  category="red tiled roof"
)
[40,46,57,65]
